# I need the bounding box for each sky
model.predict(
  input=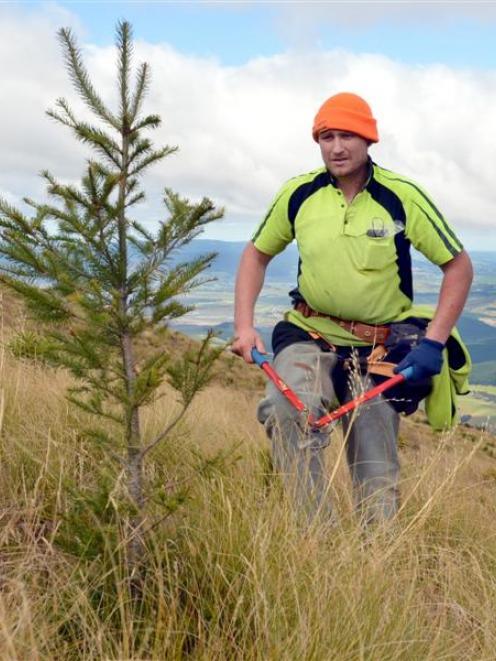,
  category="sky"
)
[1,1,496,249]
